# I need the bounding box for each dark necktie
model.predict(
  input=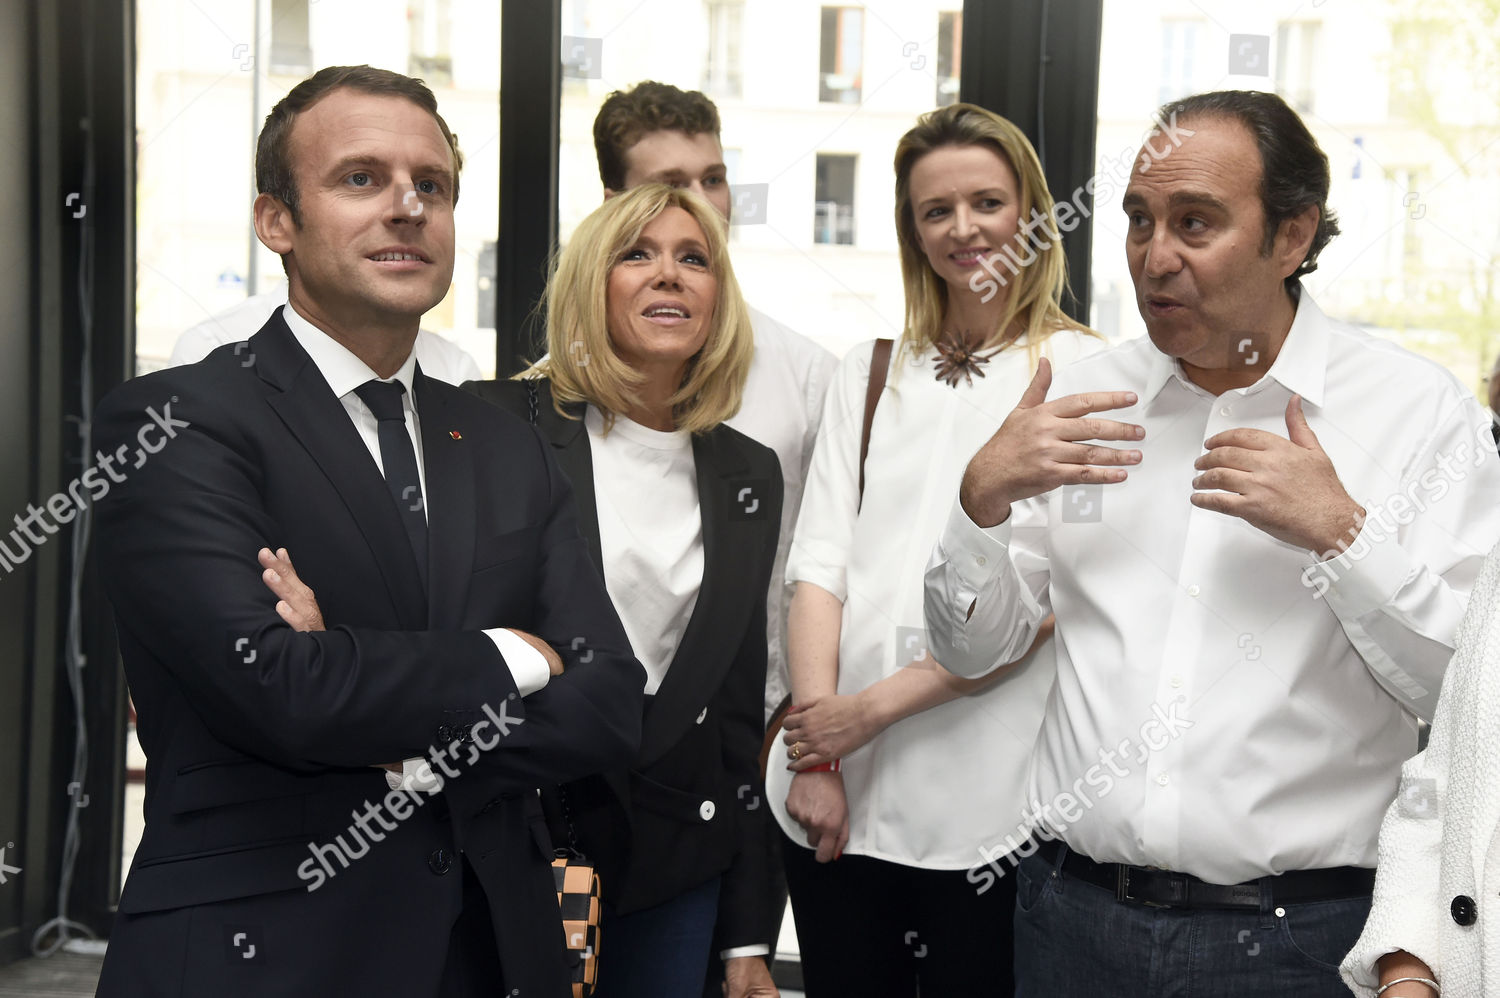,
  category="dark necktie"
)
[353,379,428,588]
